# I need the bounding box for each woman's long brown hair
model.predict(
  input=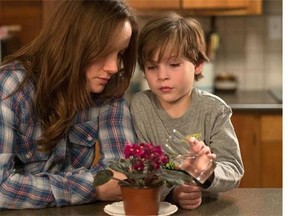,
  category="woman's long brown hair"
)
[2,0,138,151]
